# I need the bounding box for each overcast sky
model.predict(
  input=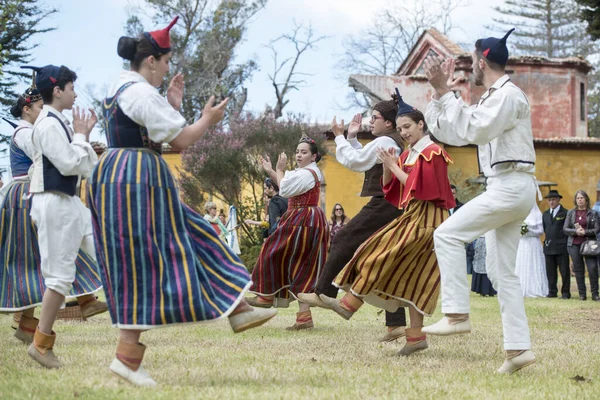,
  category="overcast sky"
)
[0,0,505,177]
